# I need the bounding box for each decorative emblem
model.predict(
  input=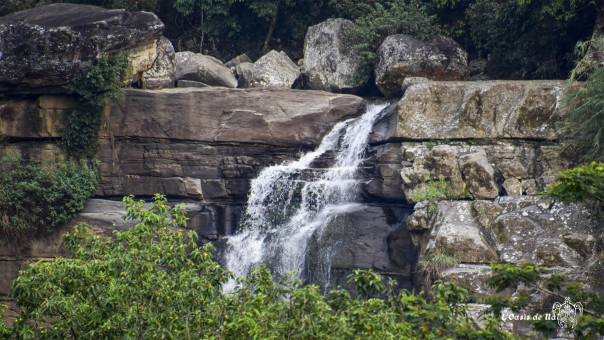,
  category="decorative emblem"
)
[552,297,583,329]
